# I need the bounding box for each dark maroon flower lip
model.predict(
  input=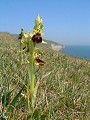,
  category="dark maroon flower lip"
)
[35,57,45,66]
[32,33,42,44]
